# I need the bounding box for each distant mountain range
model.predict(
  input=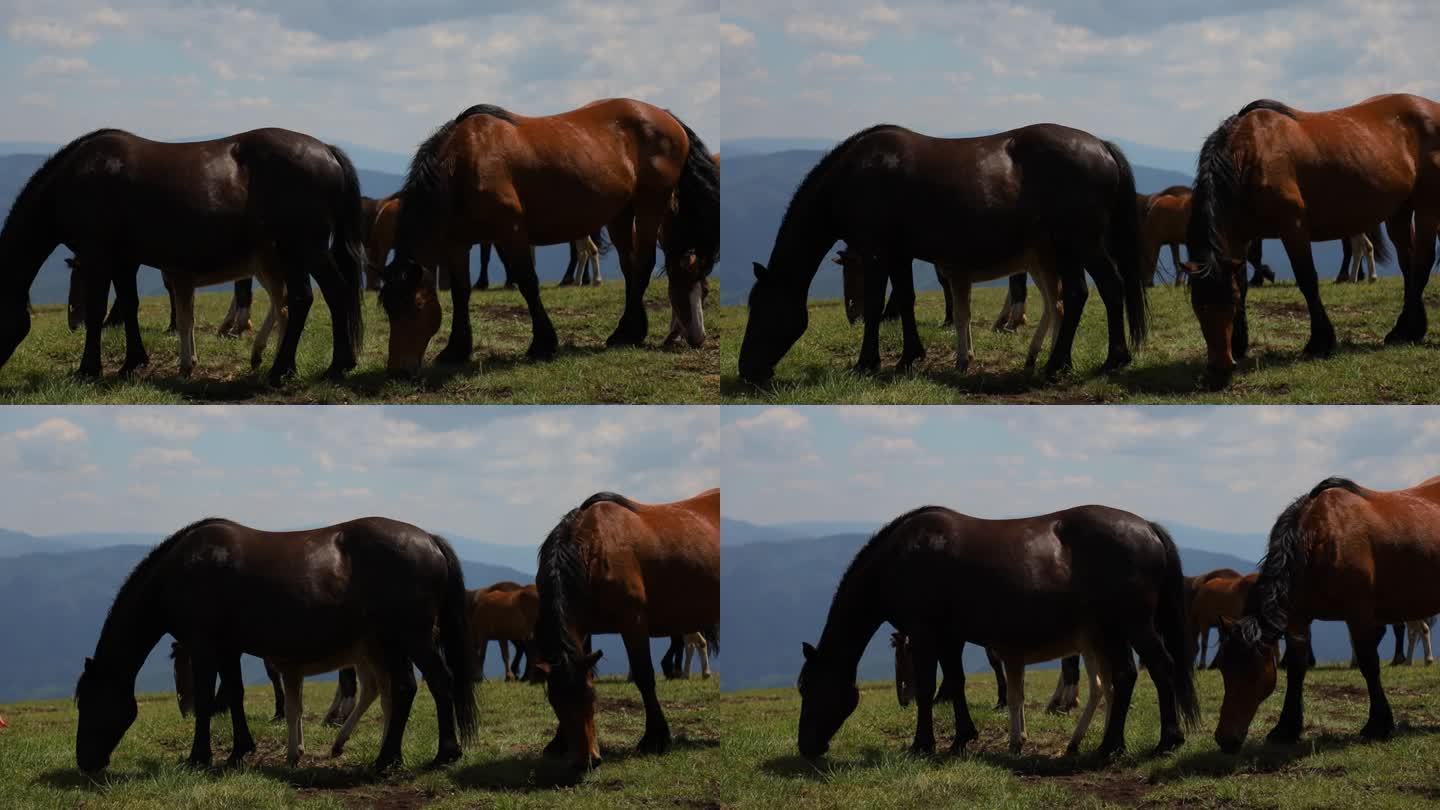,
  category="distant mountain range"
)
[719,143,1367,307]
[719,519,1369,692]
[0,532,681,702]
[0,140,628,308]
